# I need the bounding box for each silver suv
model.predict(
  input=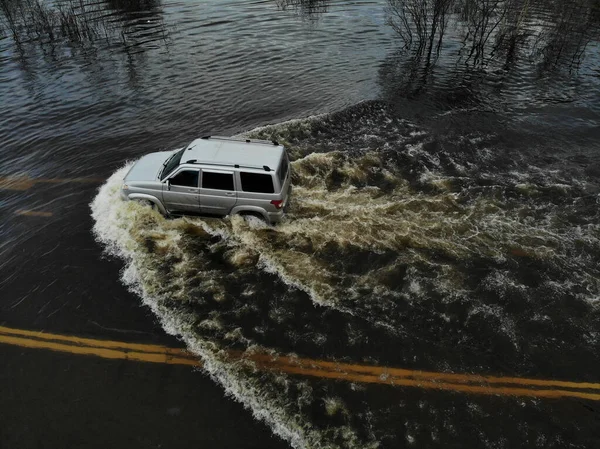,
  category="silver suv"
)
[121,136,291,223]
